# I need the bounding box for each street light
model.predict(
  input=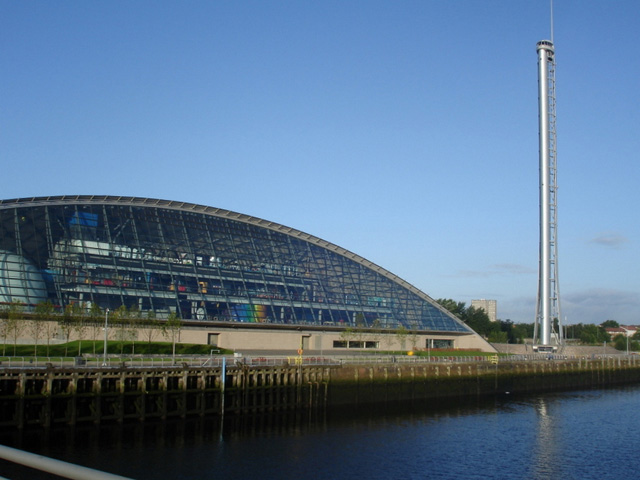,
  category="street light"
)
[102,308,109,367]
[627,335,630,355]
